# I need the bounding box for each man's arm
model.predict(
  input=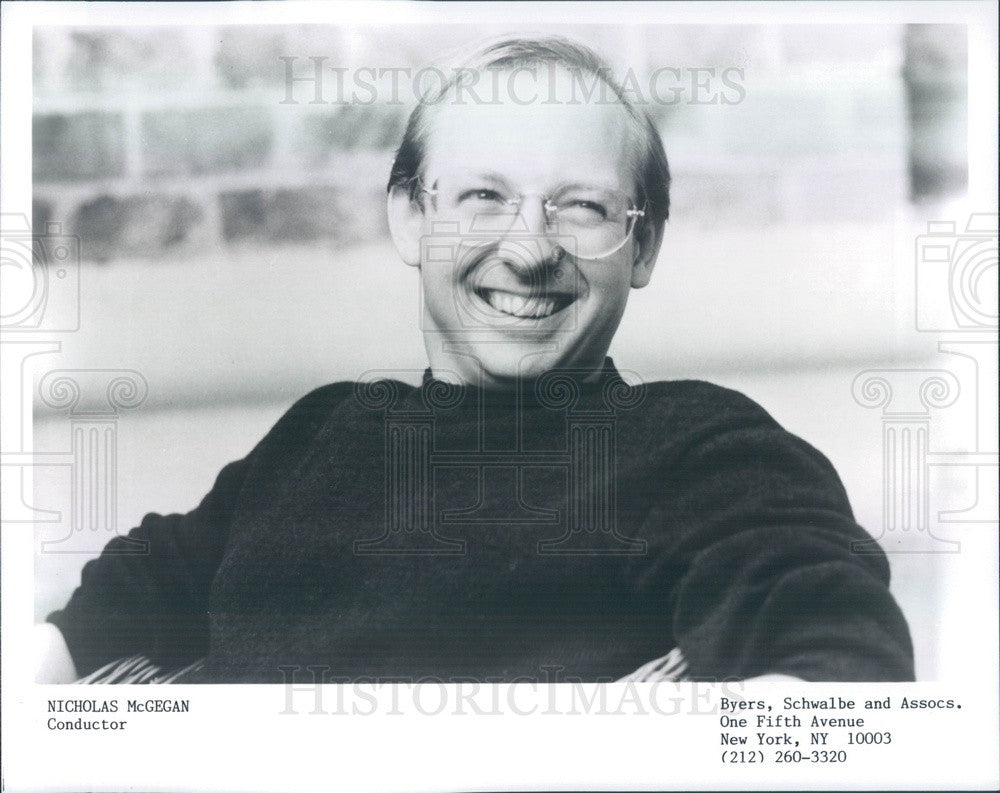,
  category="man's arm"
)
[39,382,352,681]
[655,384,915,682]
[44,457,249,678]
